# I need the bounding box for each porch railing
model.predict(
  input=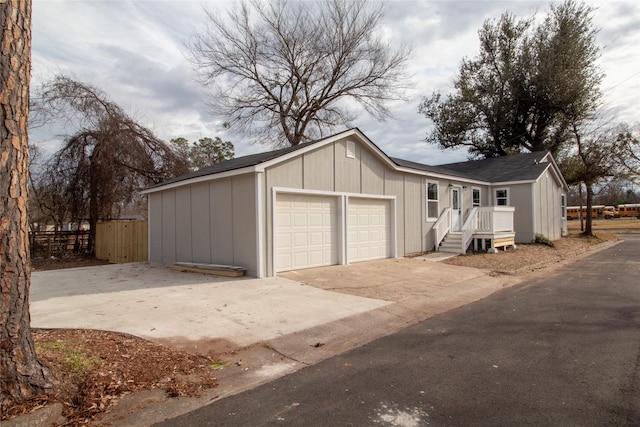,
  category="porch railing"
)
[435,206,515,253]
[475,206,515,233]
